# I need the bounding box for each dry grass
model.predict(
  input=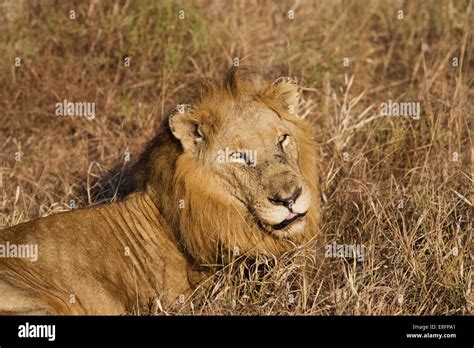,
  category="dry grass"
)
[0,0,472,315]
